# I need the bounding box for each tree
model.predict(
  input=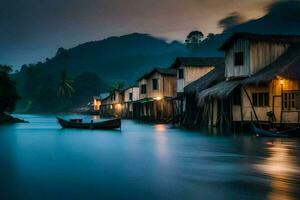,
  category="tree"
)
[57,70,75,99]
[185,31,204,49]
[73,72,106,104]
[110,81,124,93]
[56,47,66,56]
[207,33,215,39]
[0,65,20,113]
